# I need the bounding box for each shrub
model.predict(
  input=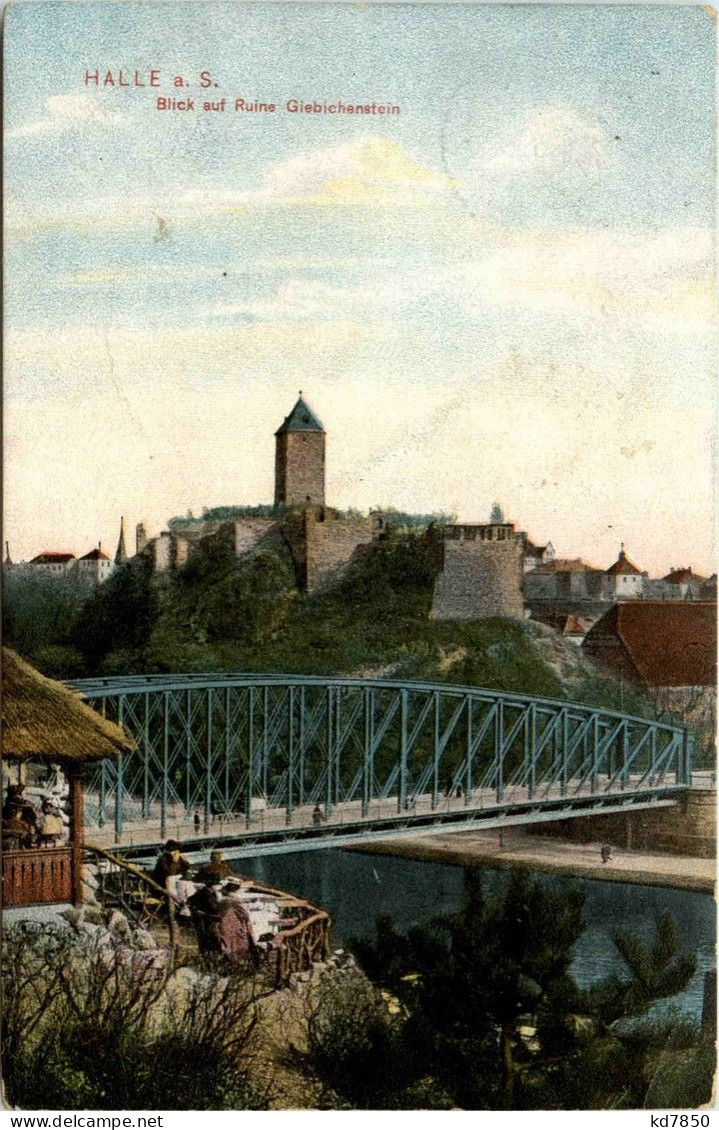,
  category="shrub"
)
[1,924,271,1111]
